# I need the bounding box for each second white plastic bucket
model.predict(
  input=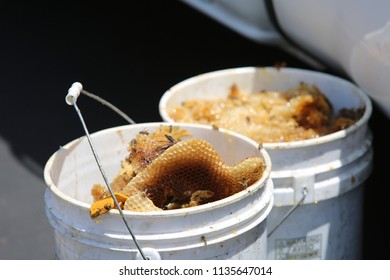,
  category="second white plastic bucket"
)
[44,122,273,259]
[159,67,373,259]
[265,111,372,260]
